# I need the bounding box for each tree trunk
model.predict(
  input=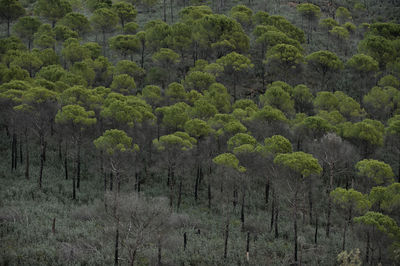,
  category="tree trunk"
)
[365,230,370,264]
[25,129,29,179]
[314,215,318,244]
[265,176,270,207]
[76,135,81,189]
[115,226,119,266]
[293,187,298,263]
[326,162,334,237]
[342,216,347,251]
[7,19,10,37]
[223,215,229,259]
[163,0,167,22]
[241,189,245,231]
[19,134,23,164]
[64,141,68,180]
[246,231,250,262]
[270,188,275,231]
[183,232,187,250]
[158,237,162,266]
[275,193,279,239]
[308,178,313,225]
[169,166,175,208]
[177,179,182,211]
[39,133,45,189]
[110,172,113,191]
[208,181,212,210]
[170,0,174,23]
